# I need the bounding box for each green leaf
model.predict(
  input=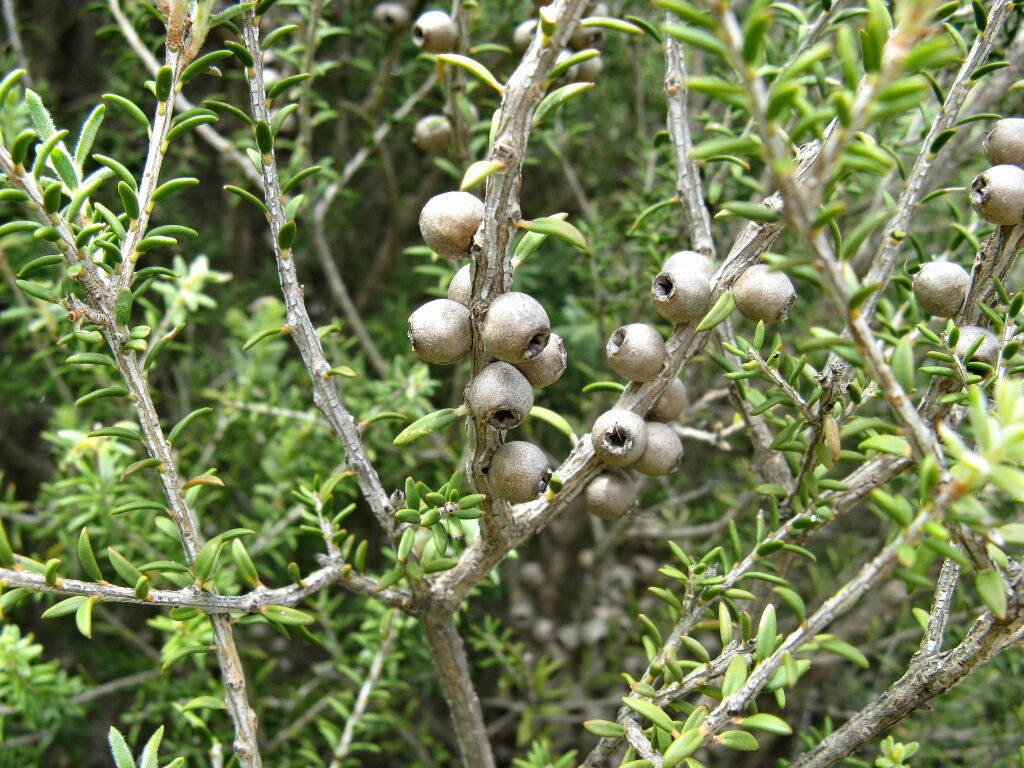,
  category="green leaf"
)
[138,726,165,768]
[109,726,137,768]
[266,72,312,100]
[689,134,762,160]
[976,569,1007,620]
[858,434,911,457]
[528,406,577,443]
[582,16,644,34]
[722,654,748,696]
[533,83,594,127]
[42,595,88,619]
[76,595,97,638]
[892,334,915,392]
[102,93,151,132]
[696,292,735,332]
[277,220,297,250]
[621,697,674,732]
[549,49,599,80]
[107,547,144,585]
[437,54,504,94]
[997,523,1024,545]
[773,586,805,623]
[243,326,285,351]
[193,535,225,583]
[663,729,704,766]
[181,50,234,83]
[583,720,626,738]
[517,216,589,251]
[741,713,792,735]
[78,528,103,581]
[152,177,199,202]
[755,604,777,662]
[511,212,568,265]
[818,637,869,668]
[167,407,214,444]
[15,279,59,303]
[74,104,105,168]
[716,201,779,223]
[231,539,261,587]
[460,160,505,191]
[262,605,316,625]
[393,408,461,446]
[663,24,728,58]
[719,730,759,751]
[180,696,226,716]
